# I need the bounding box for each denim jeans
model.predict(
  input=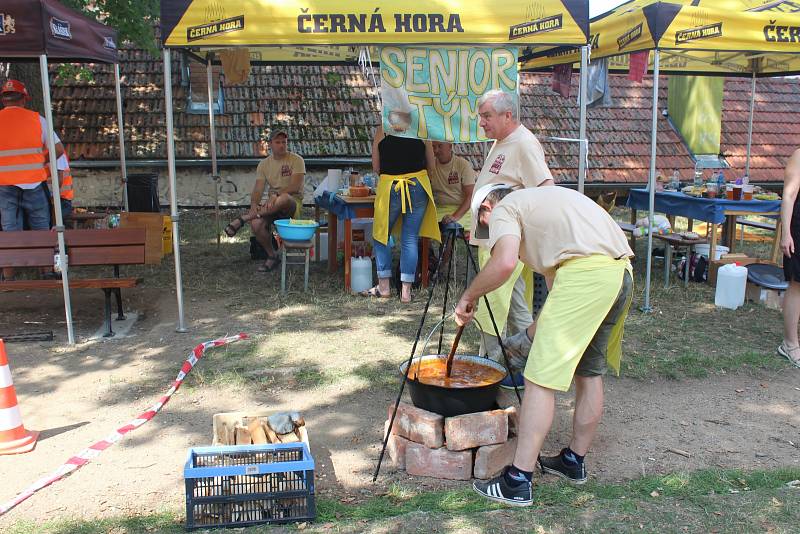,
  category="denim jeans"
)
[374,178,429,283]
[0,184,51,231]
